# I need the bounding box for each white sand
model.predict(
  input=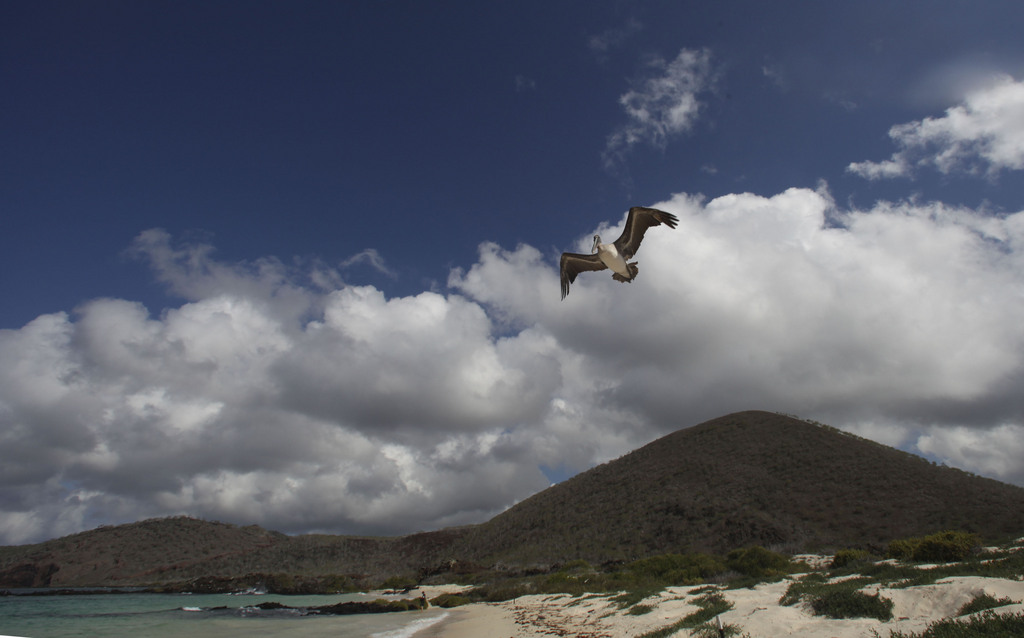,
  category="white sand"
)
[417,574,1024,637]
